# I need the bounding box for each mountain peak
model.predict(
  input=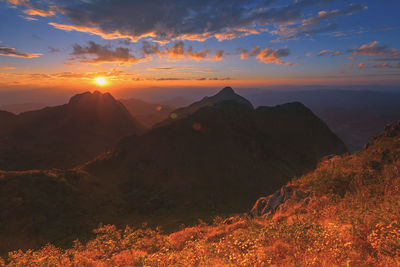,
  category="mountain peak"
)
[68,91,115,104]
[217,86,235,96]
